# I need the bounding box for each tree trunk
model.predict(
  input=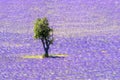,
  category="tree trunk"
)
[44,48,49,57]
[41,39,49,58]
